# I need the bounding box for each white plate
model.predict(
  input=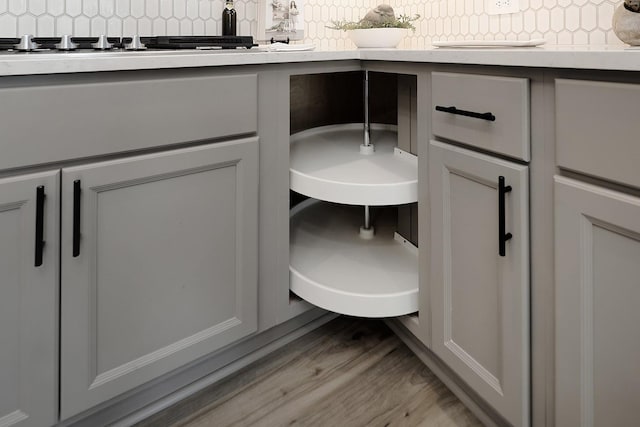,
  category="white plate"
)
[432,39,546,48]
